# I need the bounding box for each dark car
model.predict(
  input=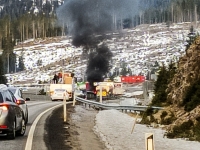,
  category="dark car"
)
[8,87,29,124]
[0,84,26,139]
[86,90,97,100]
